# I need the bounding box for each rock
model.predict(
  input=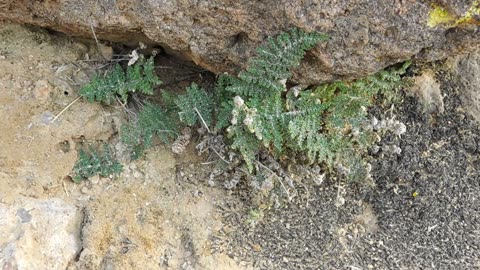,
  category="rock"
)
[449,49,480,123]
[81,186,91,194]
[410,70,444,113]
[1,1,479,84]
[0,197,83,270]
[90,174,100,185]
